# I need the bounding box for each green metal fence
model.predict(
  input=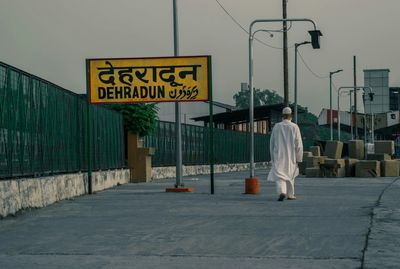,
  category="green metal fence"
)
[0,62,125,179]
[144,121,270,167]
